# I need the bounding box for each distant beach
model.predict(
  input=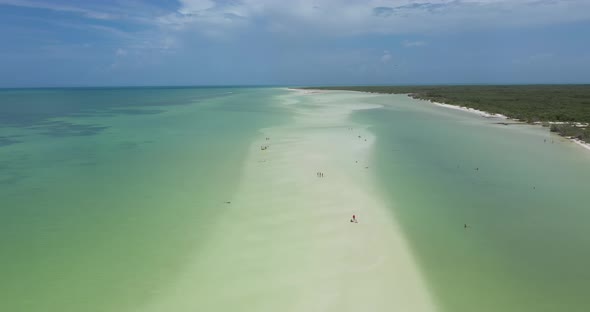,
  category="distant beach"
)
[424,98,590,152]
[428,100,508,119]
[302,85,590,153]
